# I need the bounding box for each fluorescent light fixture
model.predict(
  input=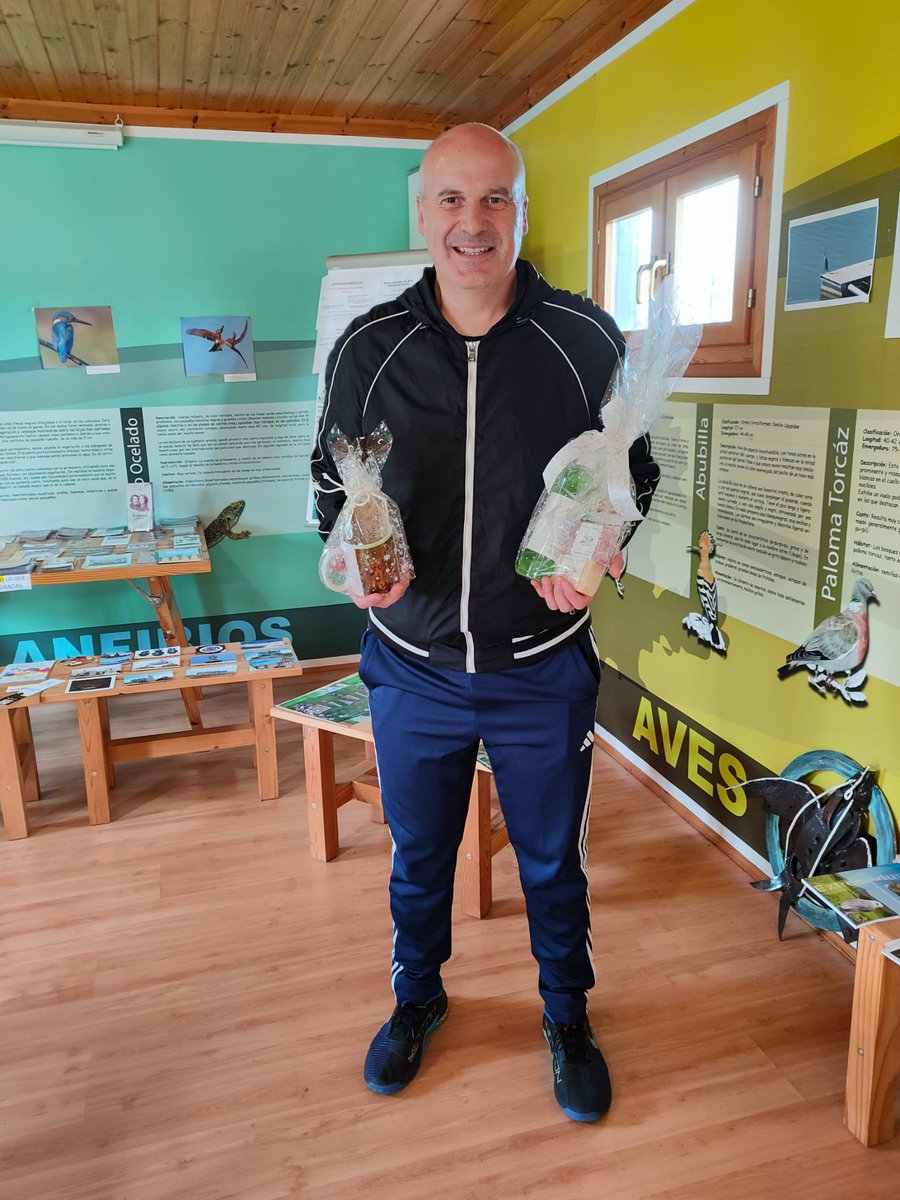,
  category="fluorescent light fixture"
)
[0,120,123,150]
